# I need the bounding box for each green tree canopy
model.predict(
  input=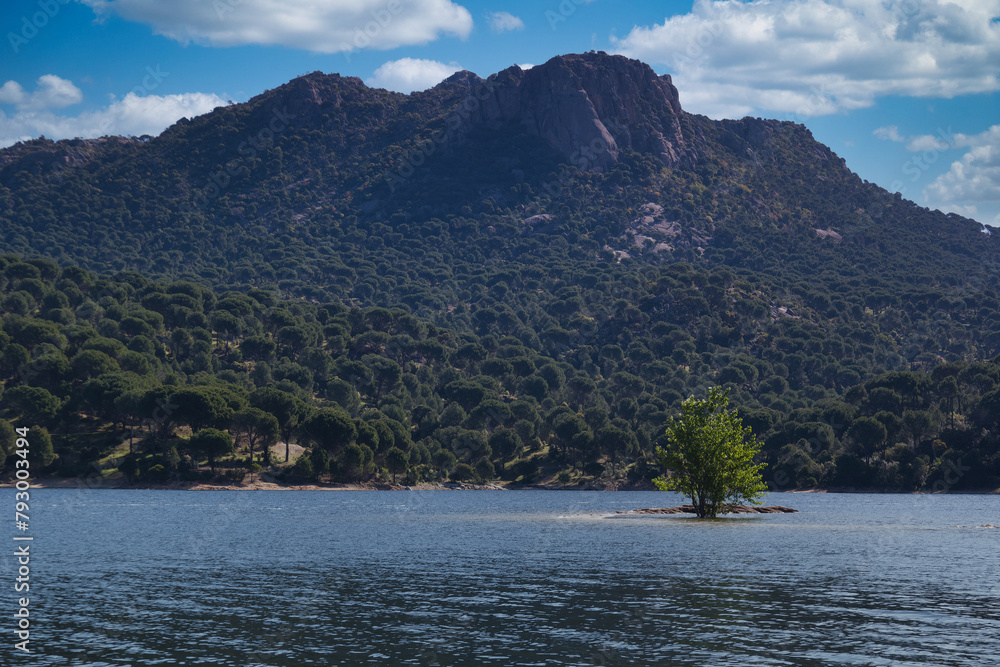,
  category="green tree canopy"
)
[231,407,280,466]
[847,416,887,464]
[172,386,234,433]
[0,420,15,470]
[301,407,357,454]
[340,443,372,480]
[189,428,234,472]
[250,387,305,461]
[385,446,408,483]
[6,385,62,426]
[654,387,767,518]
[27,425,57,471]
